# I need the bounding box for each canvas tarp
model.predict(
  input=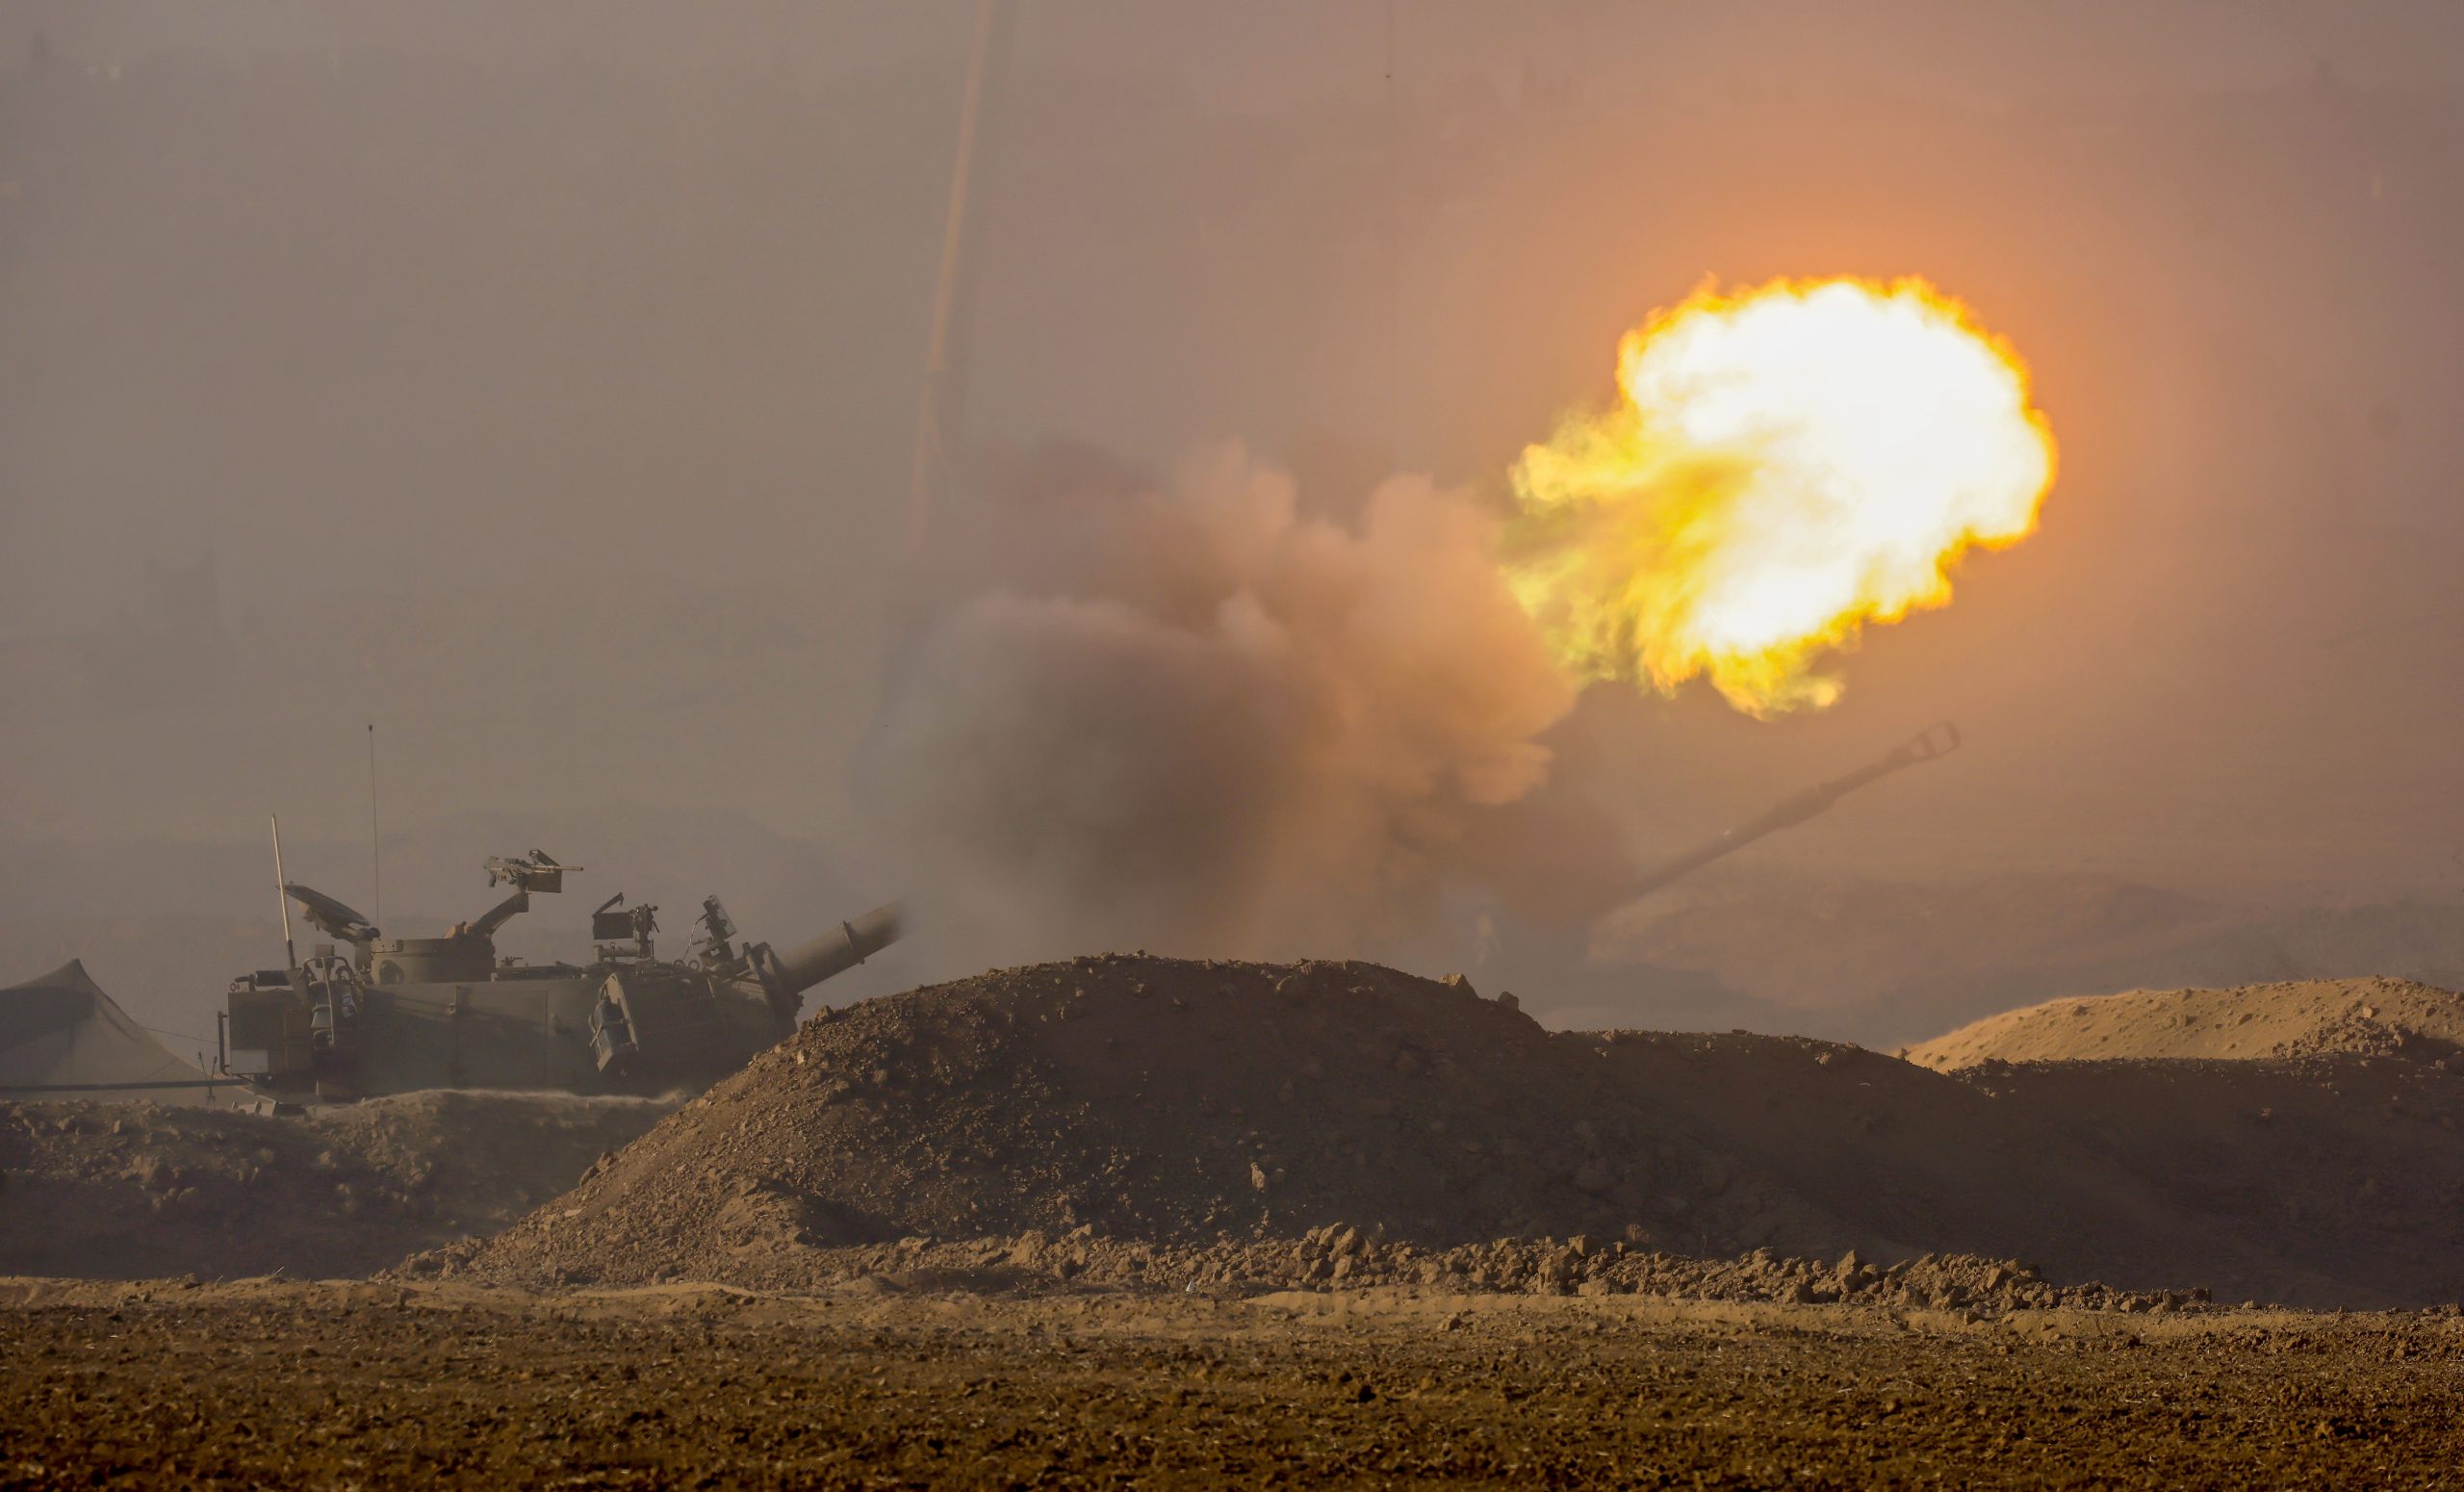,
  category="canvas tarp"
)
[0,959,235,1105]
